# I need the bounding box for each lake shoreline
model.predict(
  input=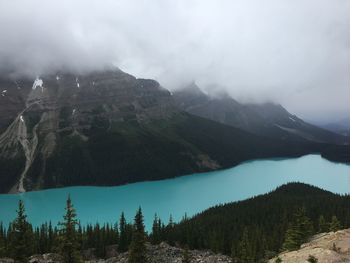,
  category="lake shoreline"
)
[0,154,349,230]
